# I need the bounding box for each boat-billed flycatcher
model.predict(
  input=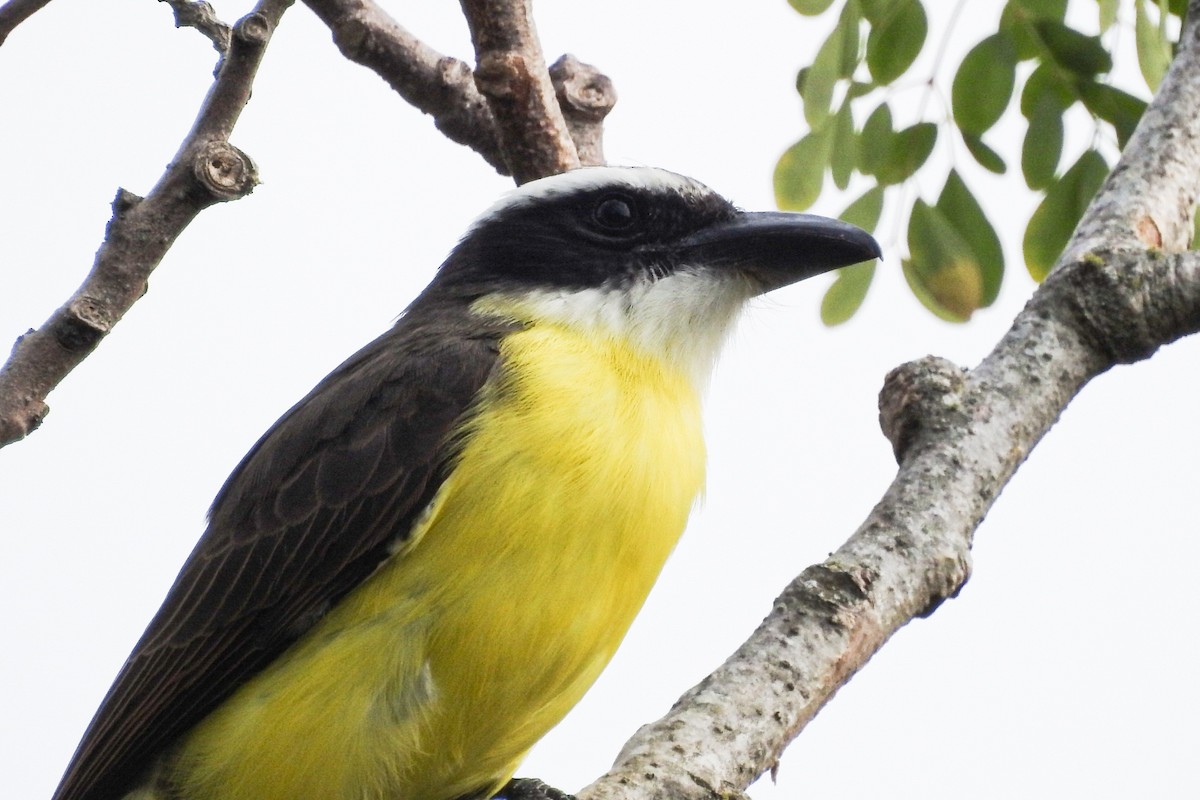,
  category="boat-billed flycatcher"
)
[51,167,880,800]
